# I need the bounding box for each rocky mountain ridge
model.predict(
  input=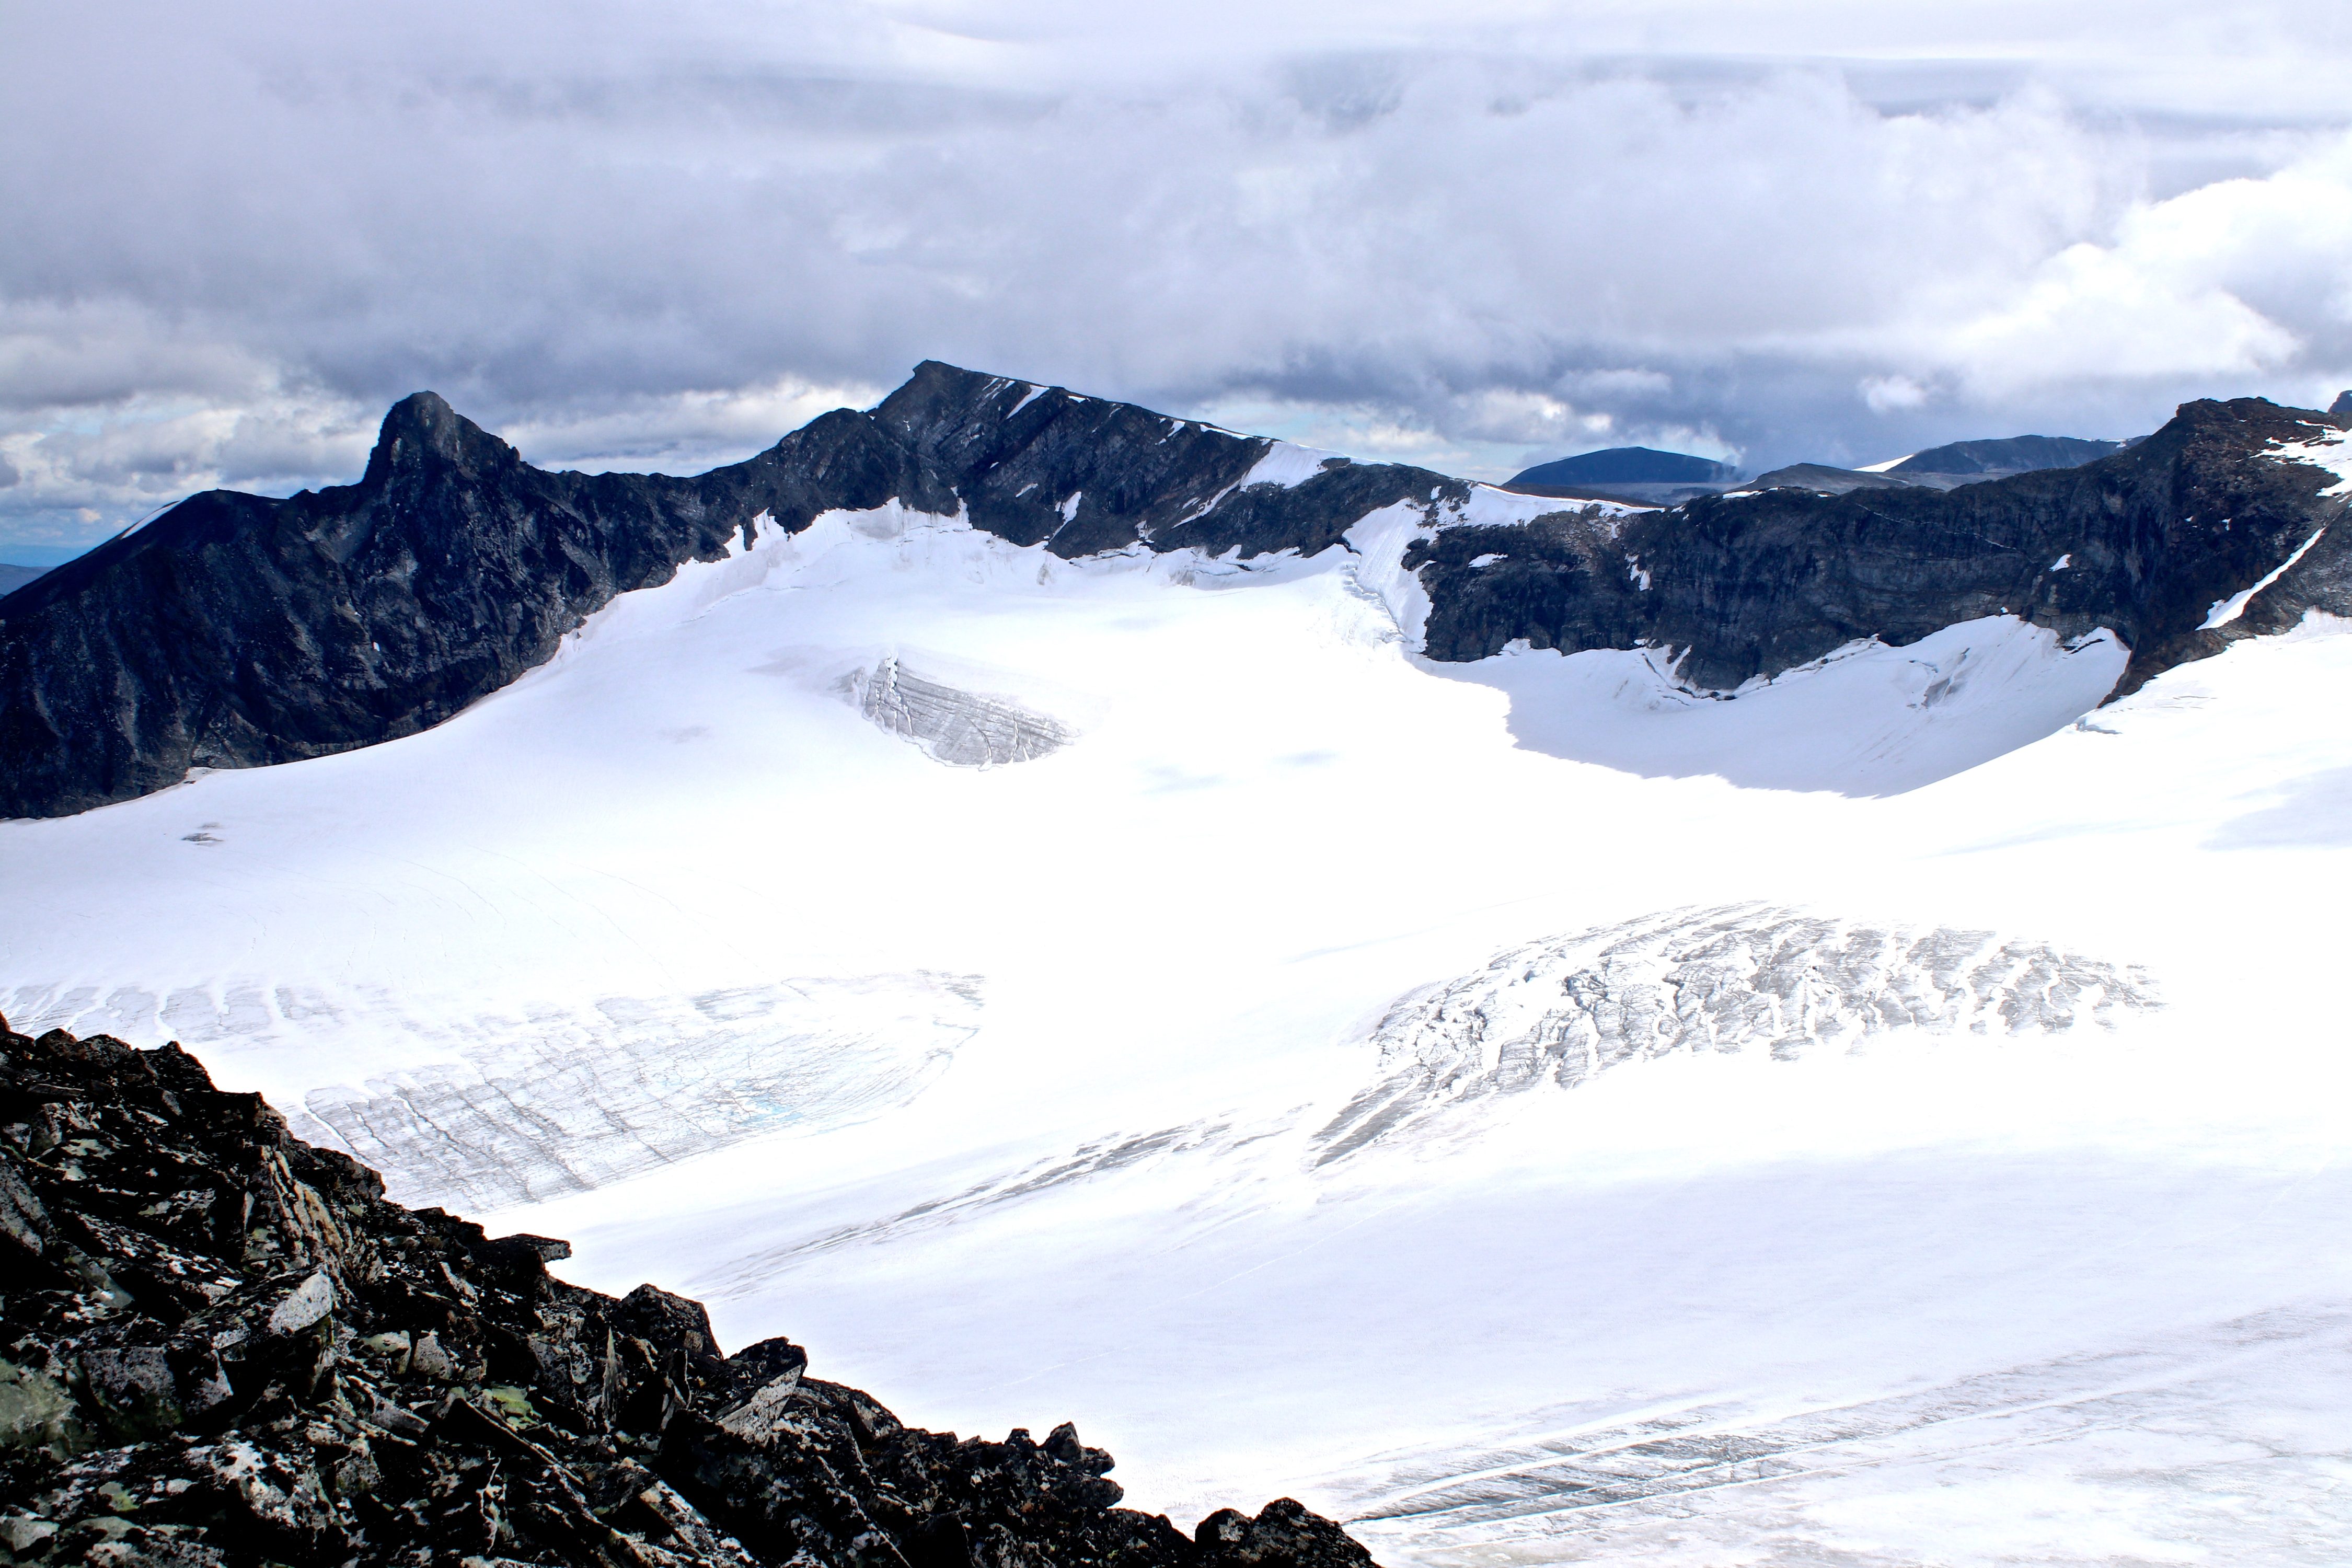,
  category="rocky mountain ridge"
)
[0,1017,1377,1568]
[1885,434,2125,485]
[1737,435,2130,499]
[1417,396,2352,693]
[1508,432,2127,504]
[0,364,1457,819]
[2,363,2348,817]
